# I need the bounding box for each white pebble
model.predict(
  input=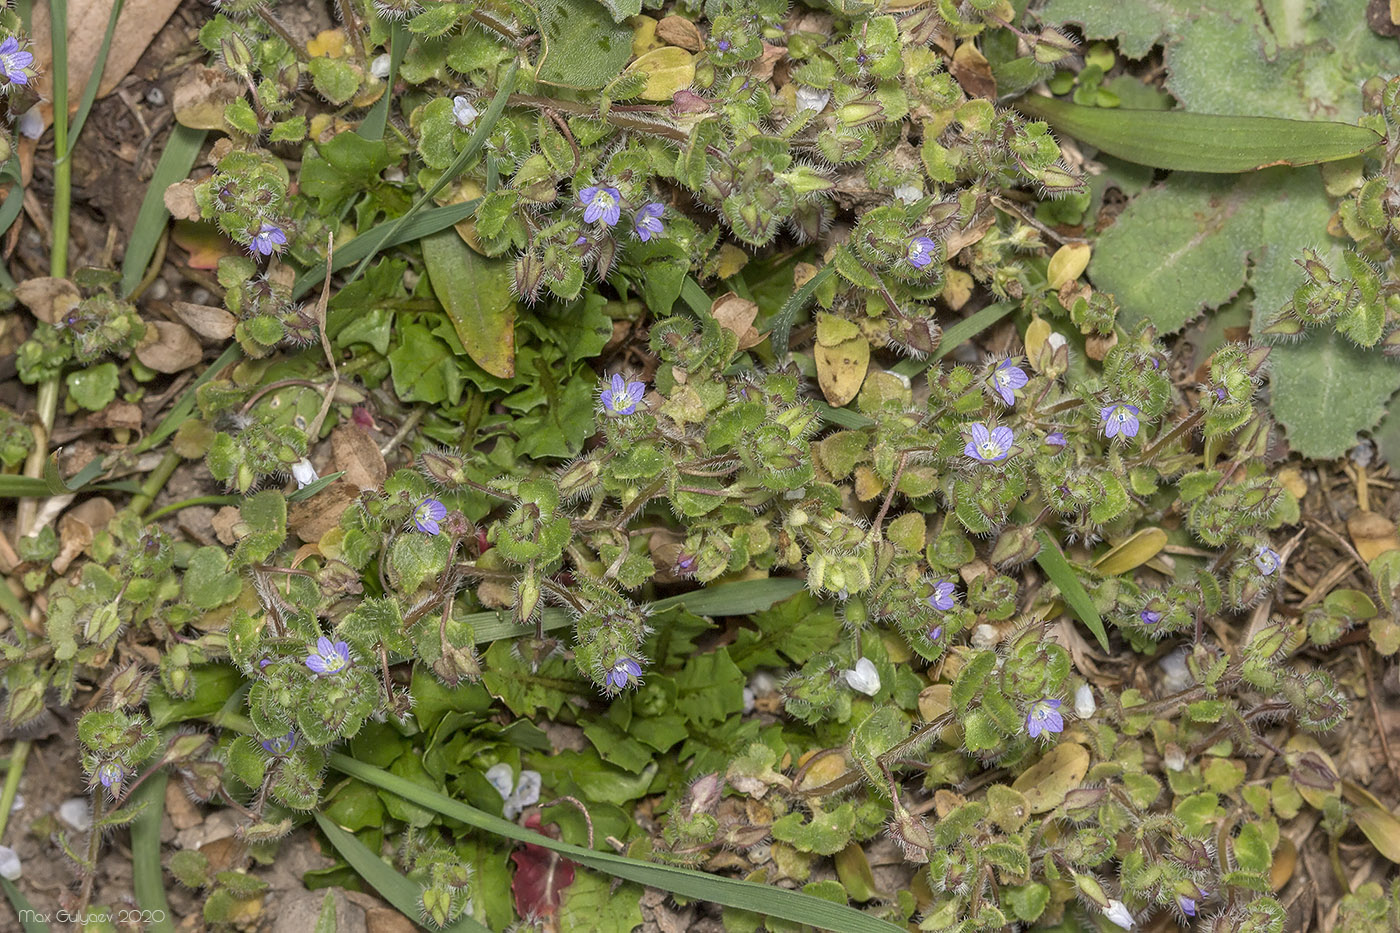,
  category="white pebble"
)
[145,87,166,107]
[59,798,91,832]
[795,86,831,113]
[0,846,19,881]
[1158,648,1193,693]
[971,624,1000,650]
[370,54,392,80]
[9,794,21,812]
